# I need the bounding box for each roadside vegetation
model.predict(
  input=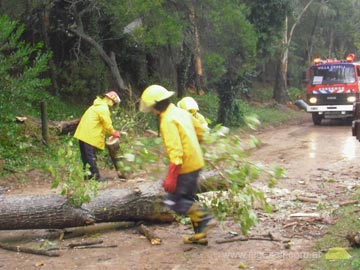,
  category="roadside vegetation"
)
[303,188,360,270]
